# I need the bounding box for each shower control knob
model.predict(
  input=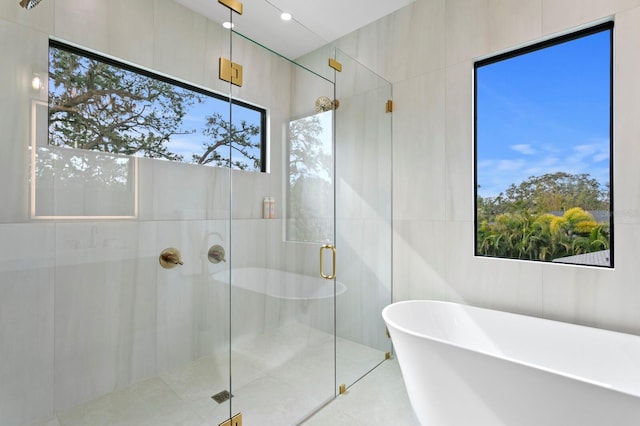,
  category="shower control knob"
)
[208,245,226,263]
[159,247,183,269]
